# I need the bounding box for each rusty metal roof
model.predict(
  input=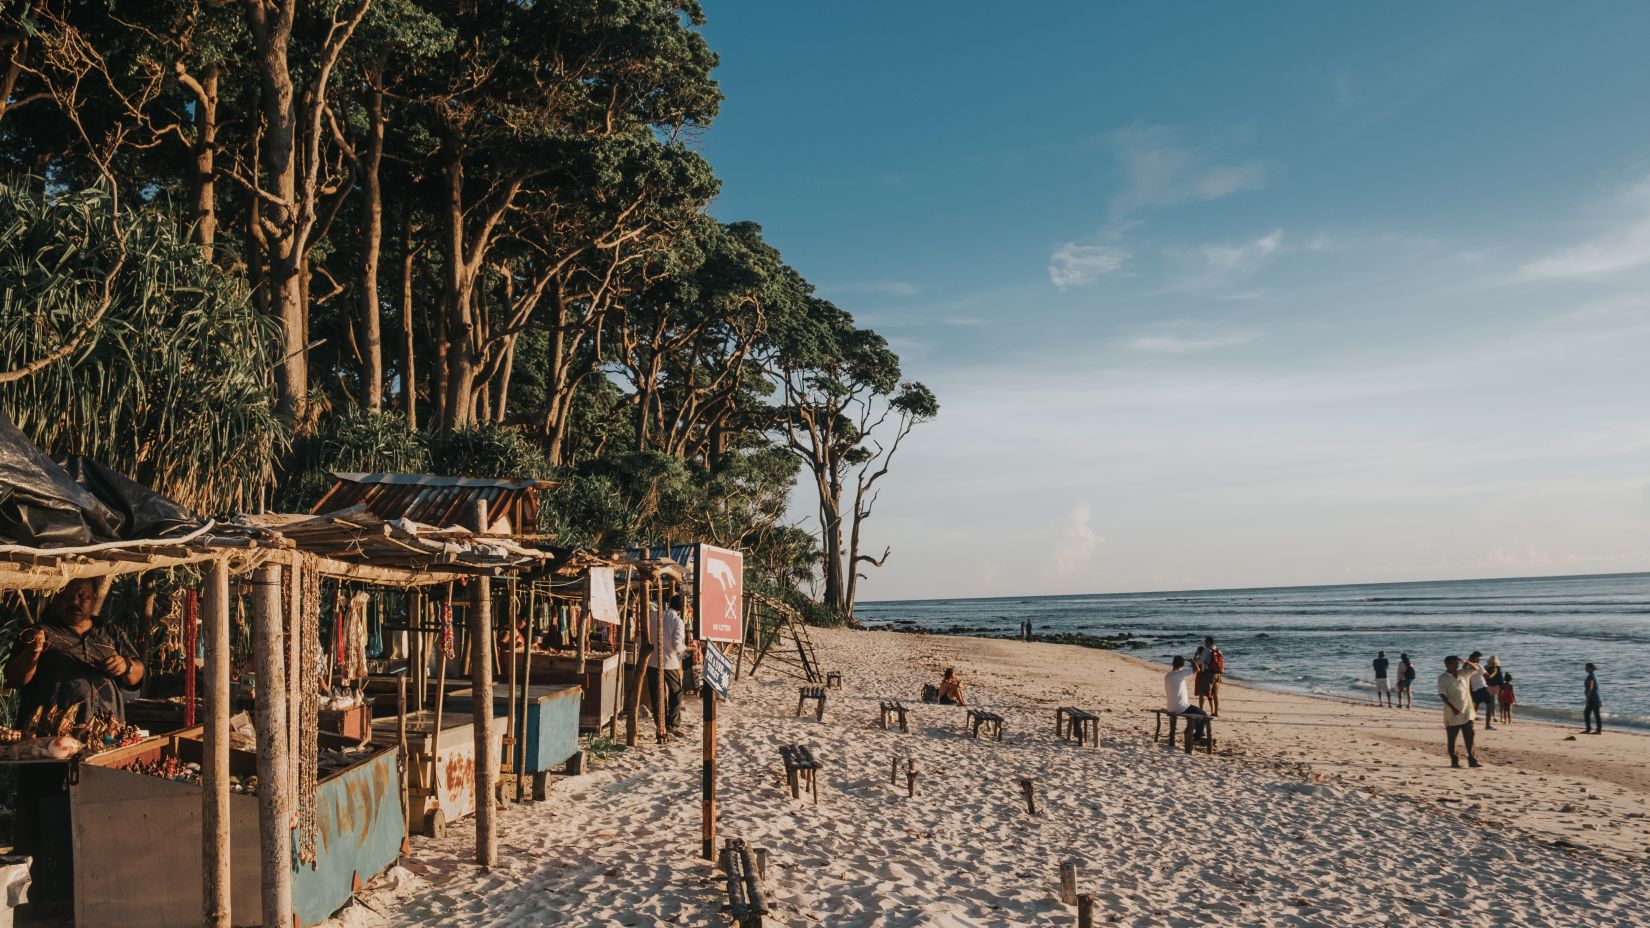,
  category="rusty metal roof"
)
[310,473,557,534]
